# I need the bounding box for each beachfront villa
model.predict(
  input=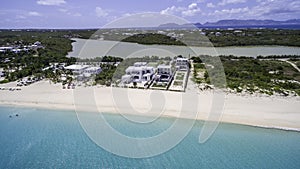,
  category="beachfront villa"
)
[64,65,90,74]
[175,57,190,71]
[121,62,155,83]
[64,64,102,80]
[156,64,173,82]
[0,68,4,81]
[84,66,102,75]
[0,68,4,77]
